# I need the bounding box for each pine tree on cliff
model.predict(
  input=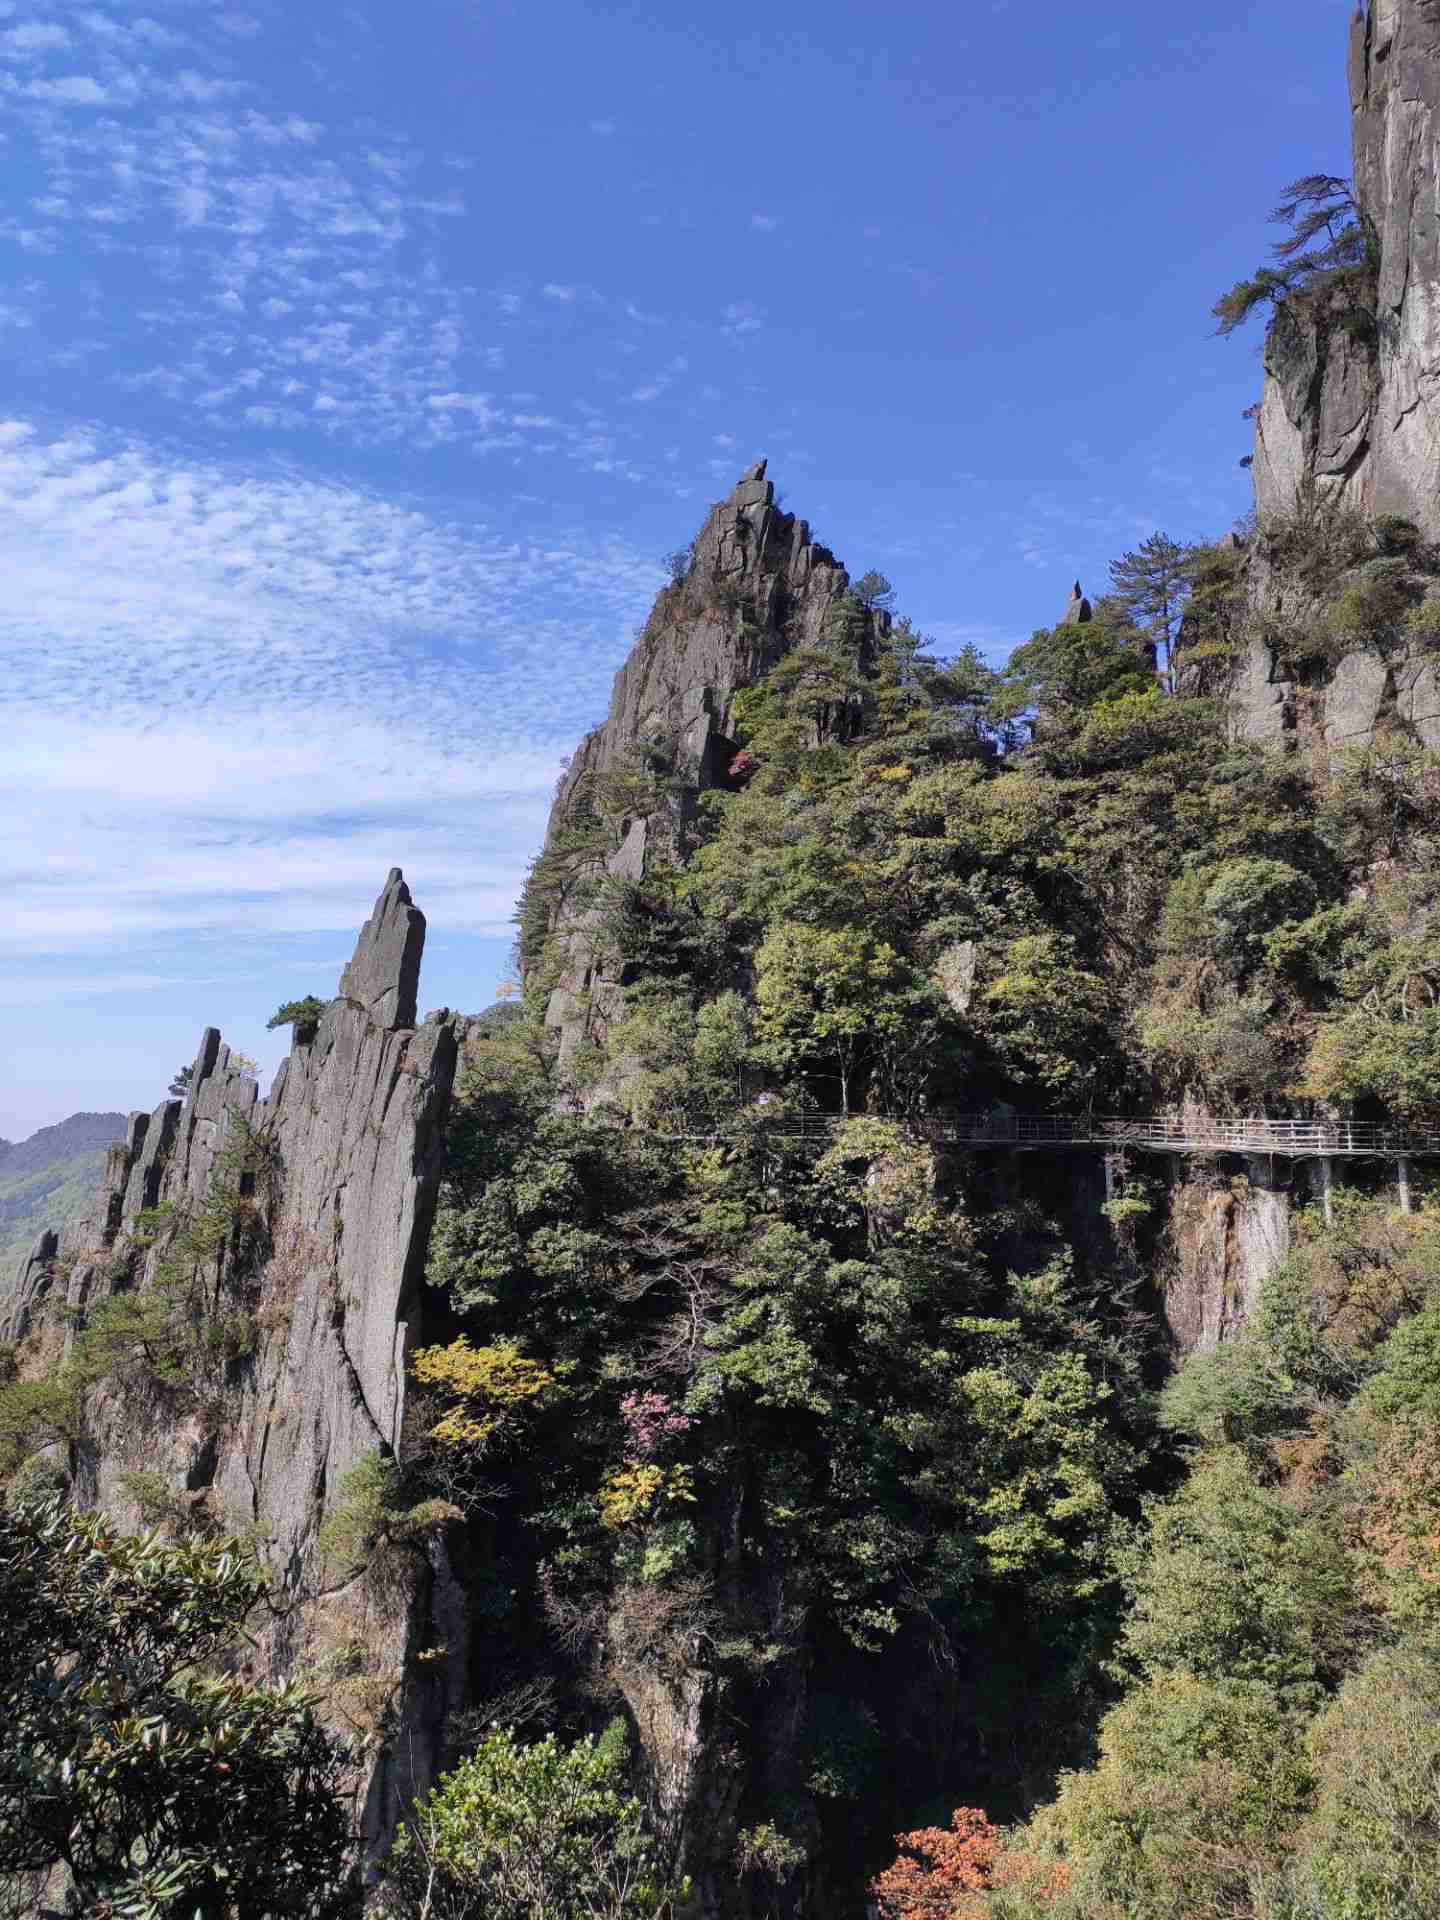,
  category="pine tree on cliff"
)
[1212,174,1375,336]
